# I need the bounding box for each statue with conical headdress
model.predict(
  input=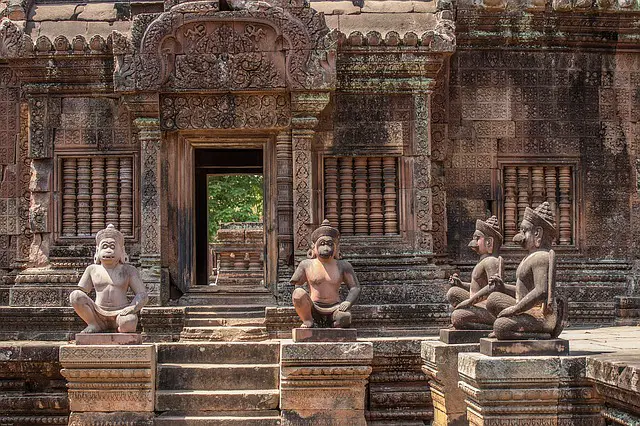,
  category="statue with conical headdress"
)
[447,215,504,330]
[486,202,566,340]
